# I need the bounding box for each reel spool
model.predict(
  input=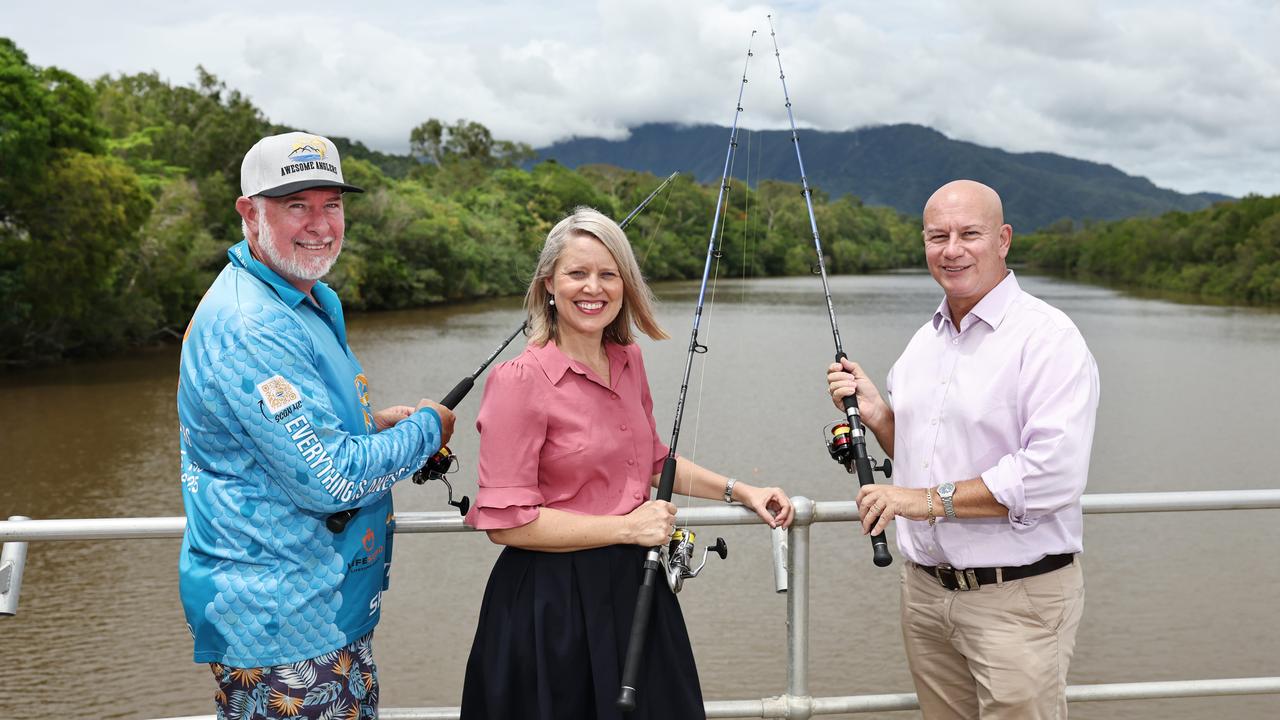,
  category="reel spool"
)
[412,446,470,515]
[823,422,893,478]
[825,421,854,466]
[660,528,728,594]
